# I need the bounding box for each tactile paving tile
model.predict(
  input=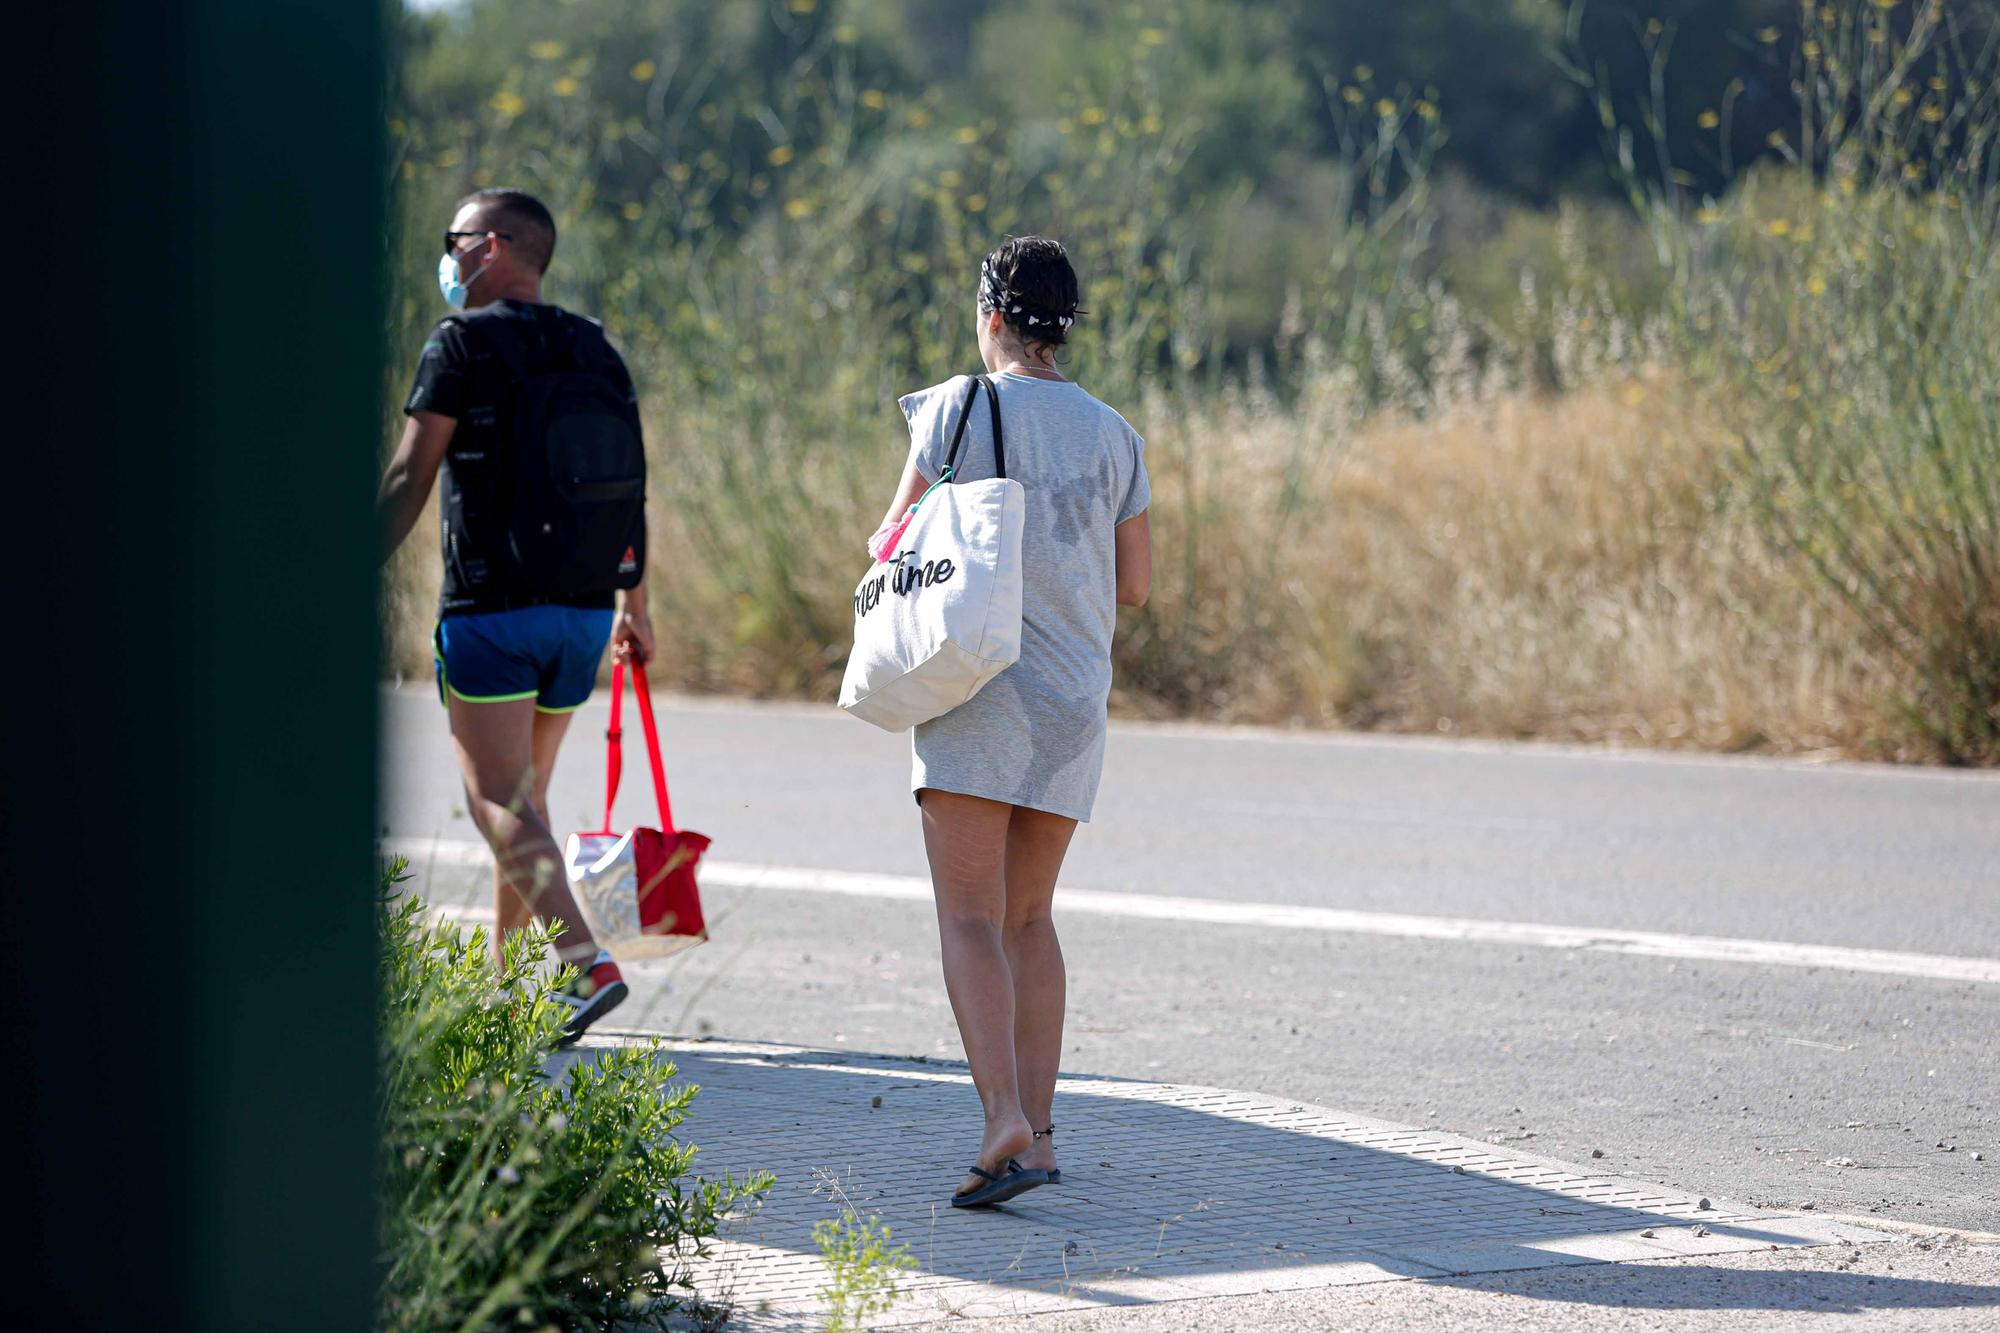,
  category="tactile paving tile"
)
[565,1036,1879,1329]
